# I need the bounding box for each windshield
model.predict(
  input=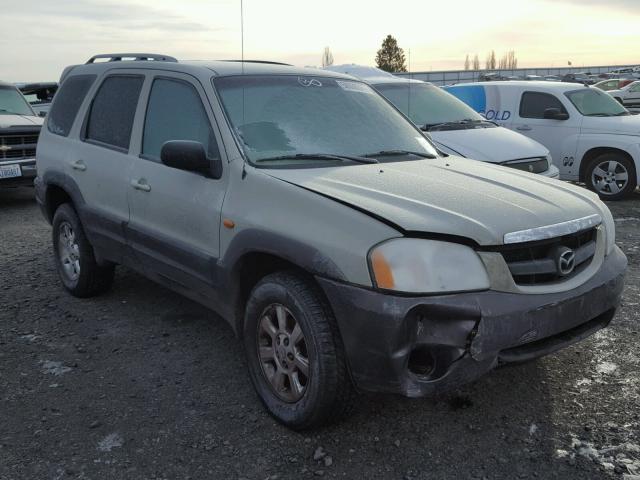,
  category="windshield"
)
[565,88,629,116]
[0,86,34,116]
[374,82,484,126]
[214,75,438,165]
